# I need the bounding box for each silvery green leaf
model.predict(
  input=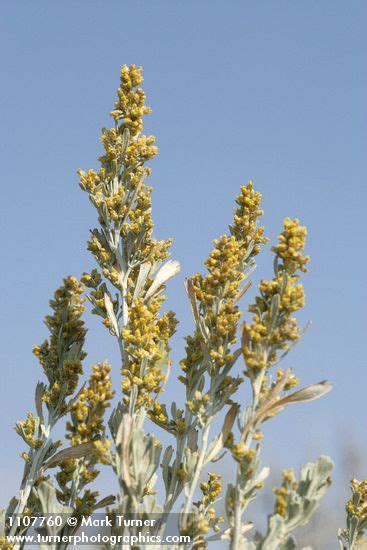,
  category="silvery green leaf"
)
[268,294,280,331]
[187,426,198,451]
[104,292,120,336]
[235,281,252,305]
[162,446,174,493]
[33,481,75,546]
[133,262,151,299]
[120,126,130,152]
[33,480,58,515]
[183,448,199,491]
[243,260,257,281]
[260,514,286,550]
[278,381,332,407]
[108,402,125,440]
[205,404,238,463]
[144,259,180,301]
[348,514,359,547]
[243,240,255,261]
[42,441,95,471]
[266,381,333,419]
[92,495,116,510]
[254,466,270,486]
[114,247,127,277]
[35,382,46,422]
[280,272,289,294]
[118,425,162,500]
[115,412,134,495]
[185,278,201,326]
[225,483,235,520]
